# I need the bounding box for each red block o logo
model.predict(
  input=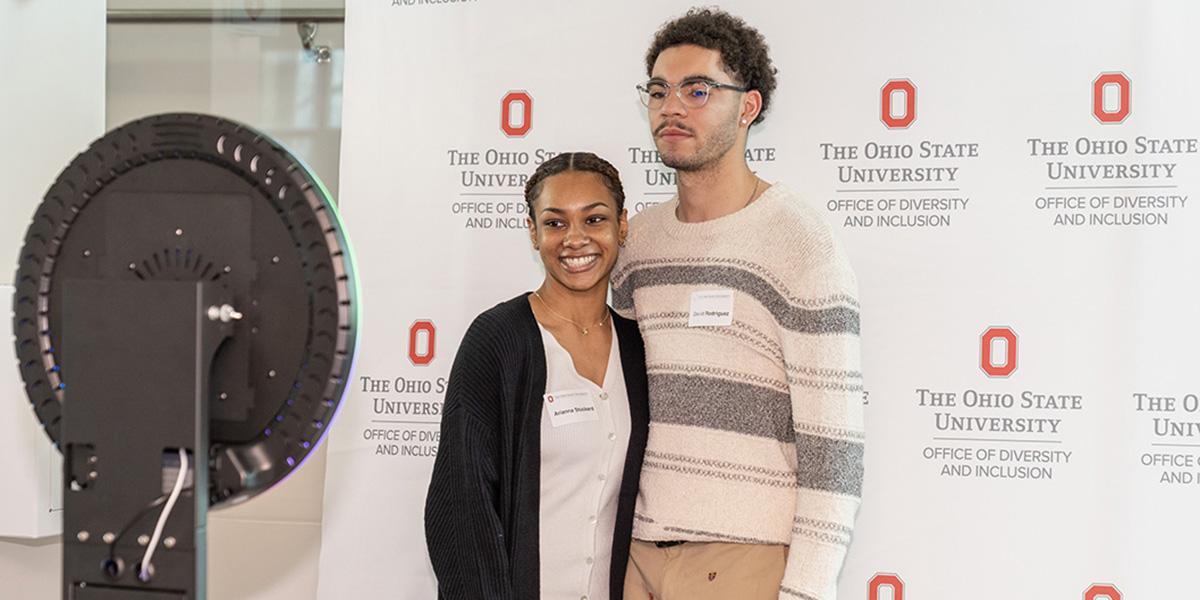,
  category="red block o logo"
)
[1092,72,1131,124]
[1085,583,1122,600]
[408,320,436,366]
[980,326,1018,378]
[880,80,916,129]
[869,573,904,600]
[501,91,533,137]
